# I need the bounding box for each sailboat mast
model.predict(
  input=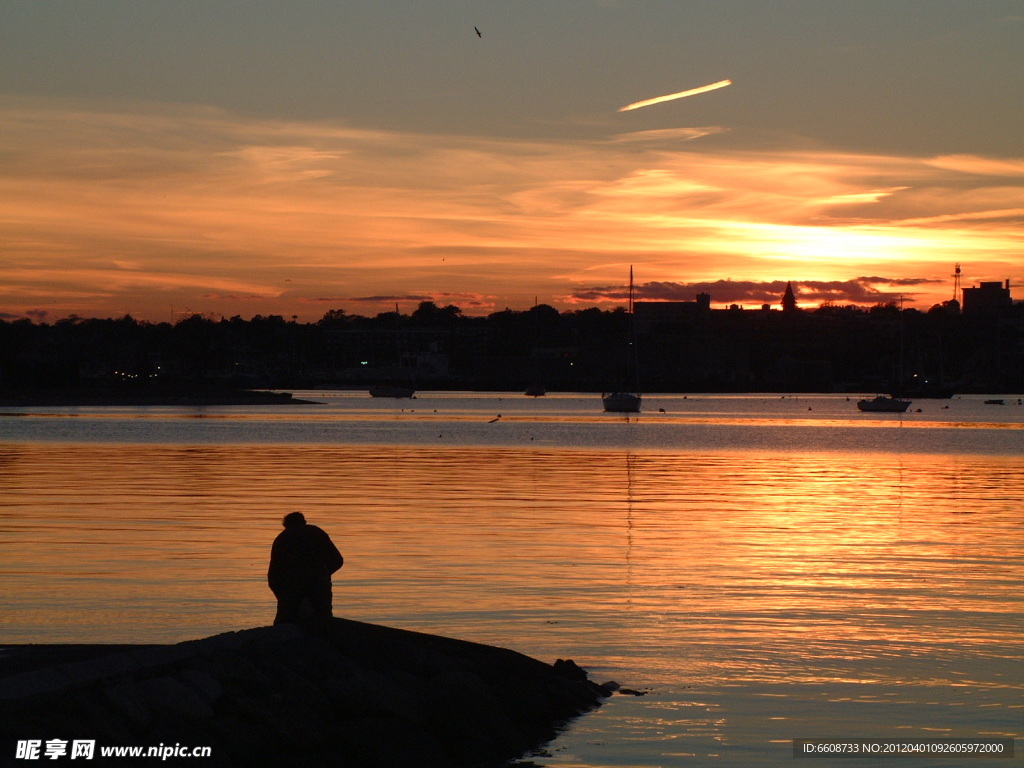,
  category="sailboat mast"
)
[601,265,643,412]
[629,266,639,392]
